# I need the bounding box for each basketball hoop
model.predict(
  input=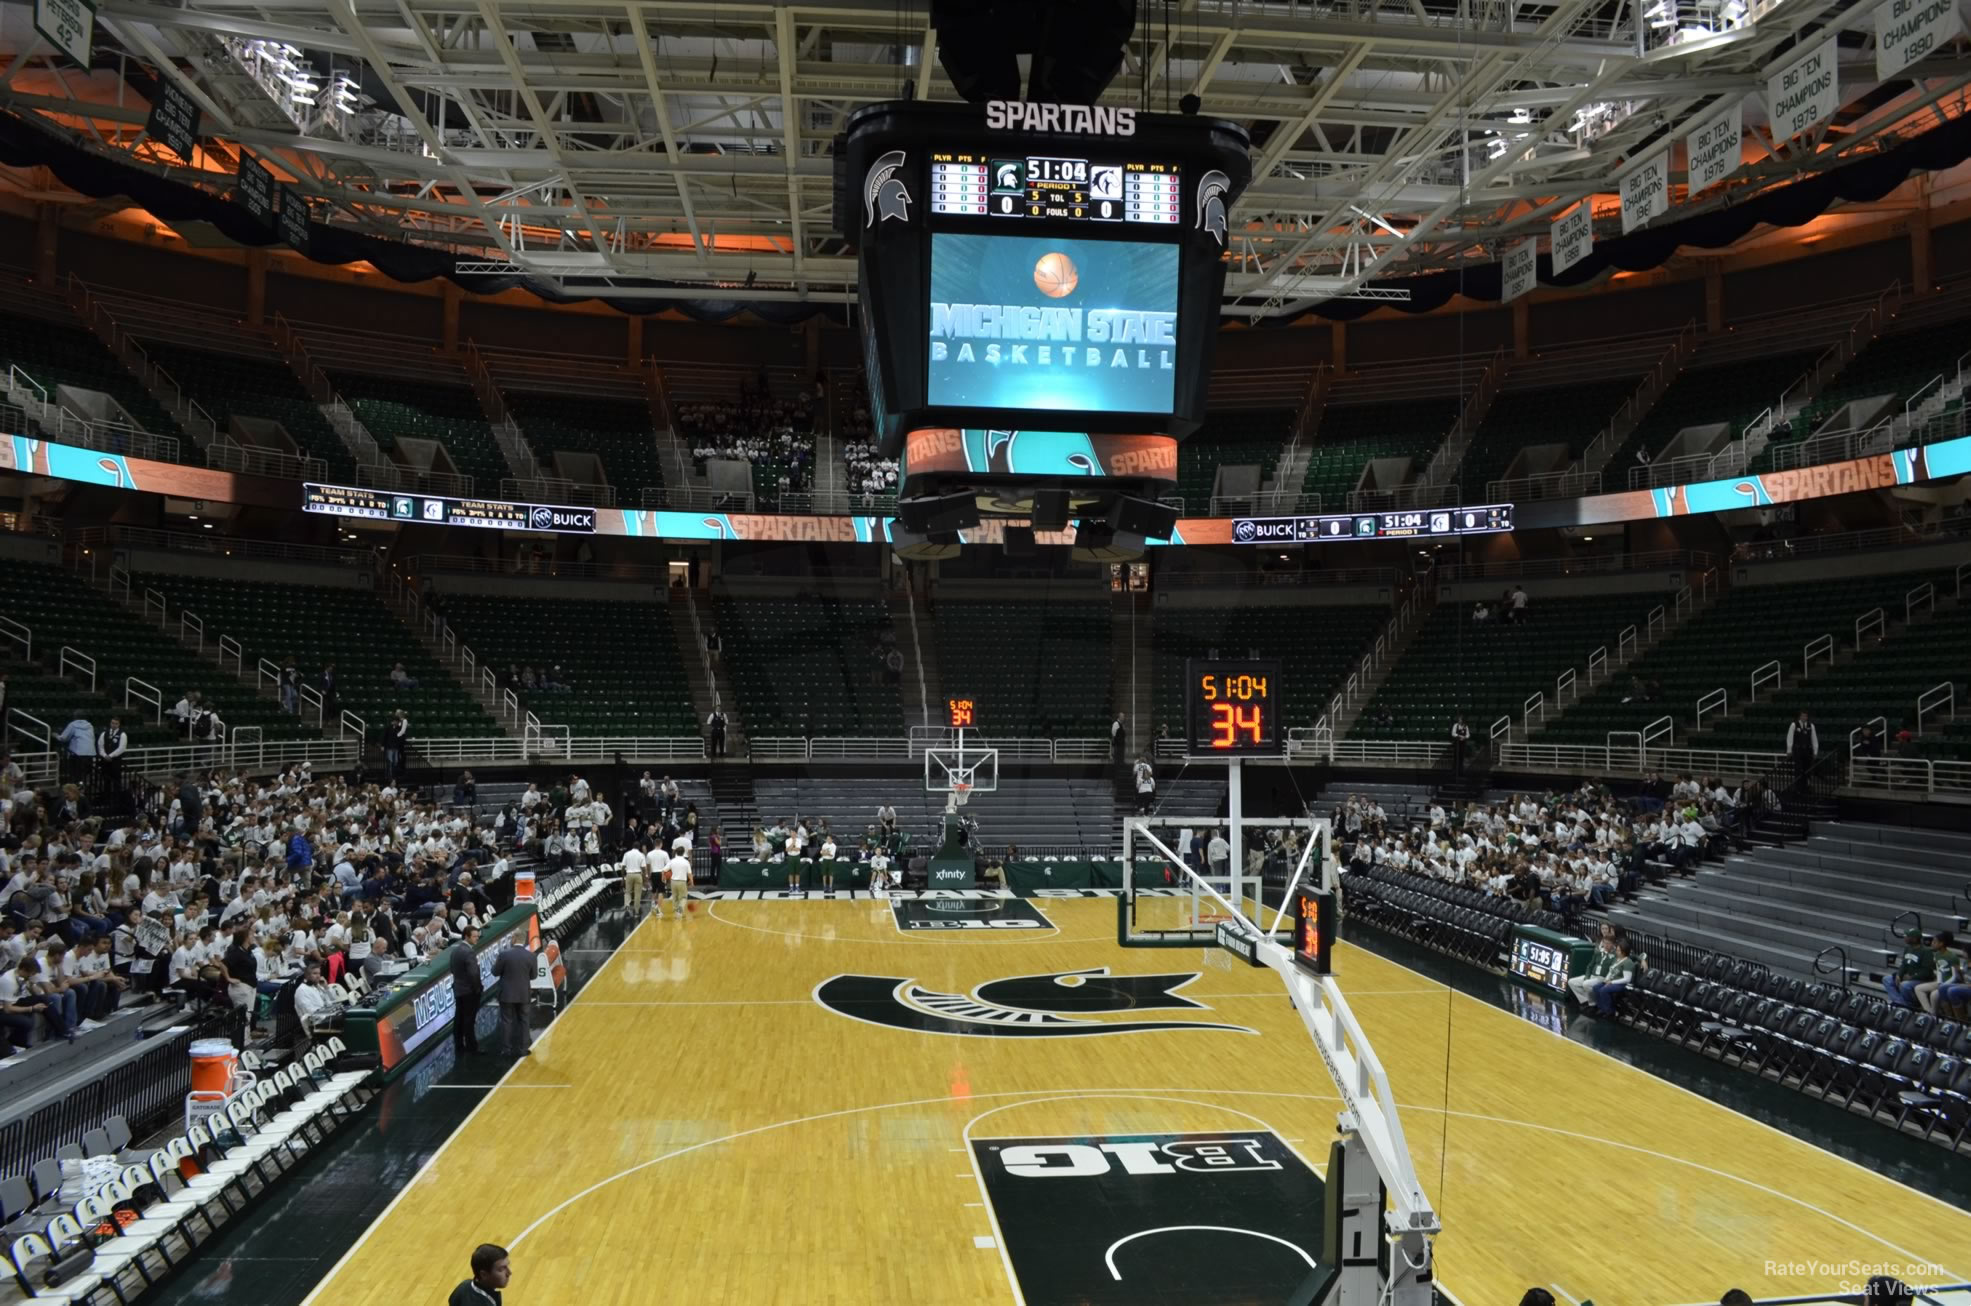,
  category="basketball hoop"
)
[952,782,973,808]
